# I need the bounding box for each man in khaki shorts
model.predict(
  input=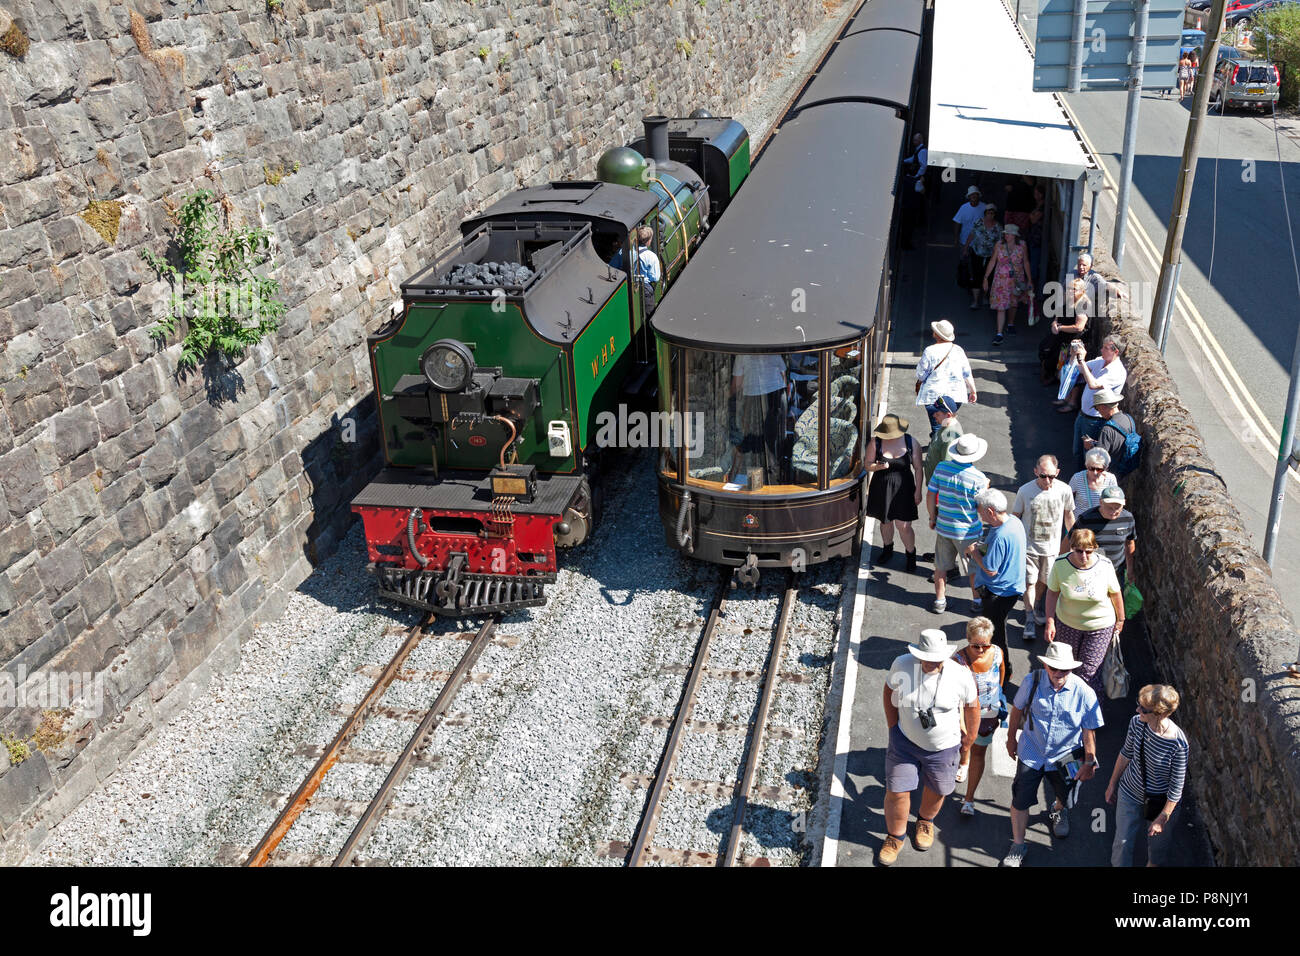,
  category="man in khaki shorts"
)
[926,433,989,614]
[1010,454,1075,639]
